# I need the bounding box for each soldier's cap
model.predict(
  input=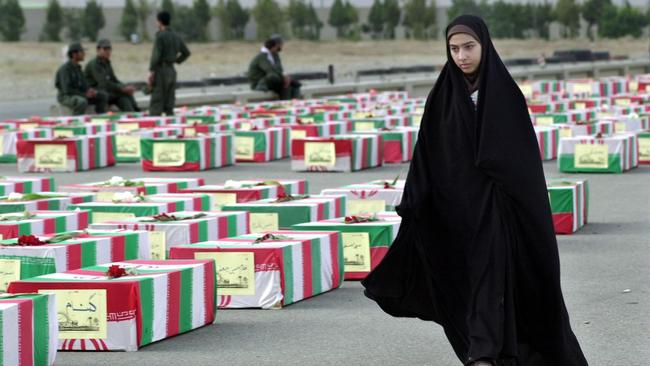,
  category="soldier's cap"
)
[268,34,284,44]
[68,42,85,53]
[97,39,112,49]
